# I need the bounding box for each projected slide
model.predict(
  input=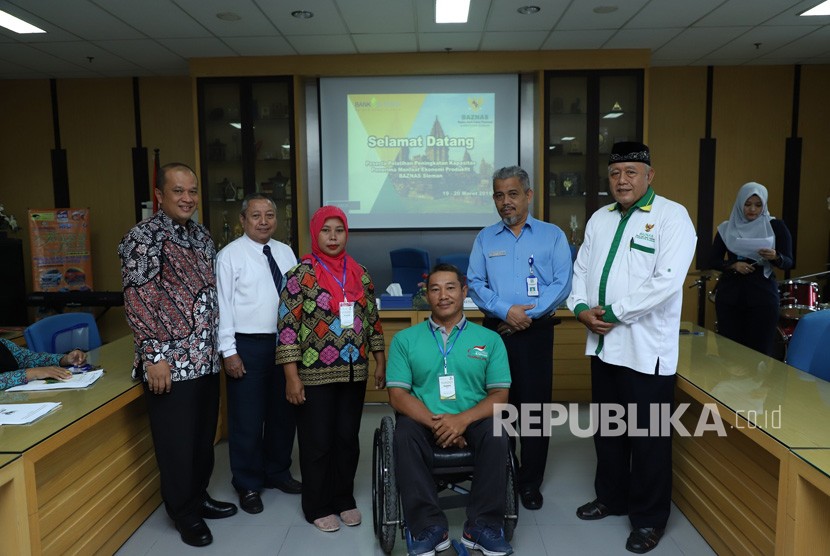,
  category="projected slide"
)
[321,75,519,229]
